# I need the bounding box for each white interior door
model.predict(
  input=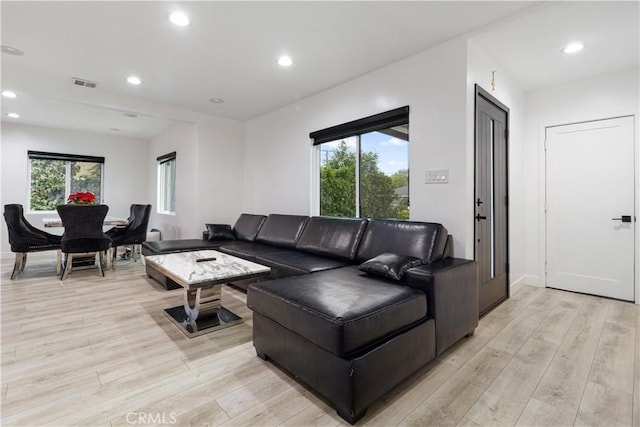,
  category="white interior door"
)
[546,116,635,301]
